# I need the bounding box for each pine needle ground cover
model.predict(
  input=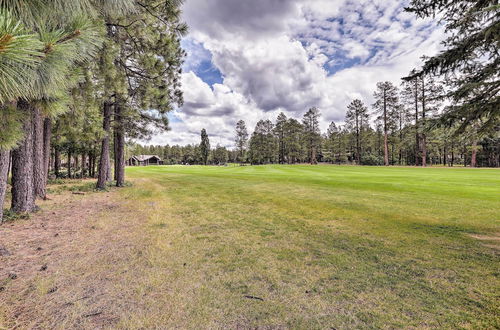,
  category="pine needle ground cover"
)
[121,165,499,328]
